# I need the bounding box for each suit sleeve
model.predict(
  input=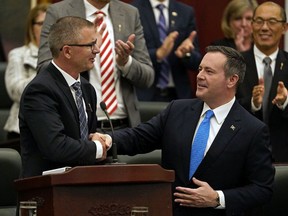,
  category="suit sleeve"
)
[121,8,155,88]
